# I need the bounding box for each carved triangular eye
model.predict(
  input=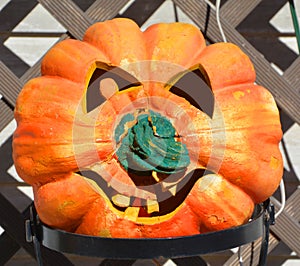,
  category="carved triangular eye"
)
[169,69,215,118]
[86,67,141,113]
